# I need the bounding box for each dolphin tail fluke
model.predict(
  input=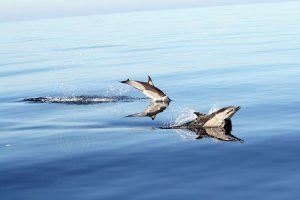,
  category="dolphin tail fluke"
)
[194,112,202,116]
[194,112,207,118]
[120,79,130,84]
